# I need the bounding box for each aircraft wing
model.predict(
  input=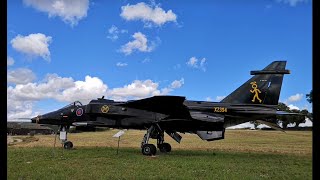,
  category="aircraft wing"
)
[123,96,186,115]
[255,120,285,132]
